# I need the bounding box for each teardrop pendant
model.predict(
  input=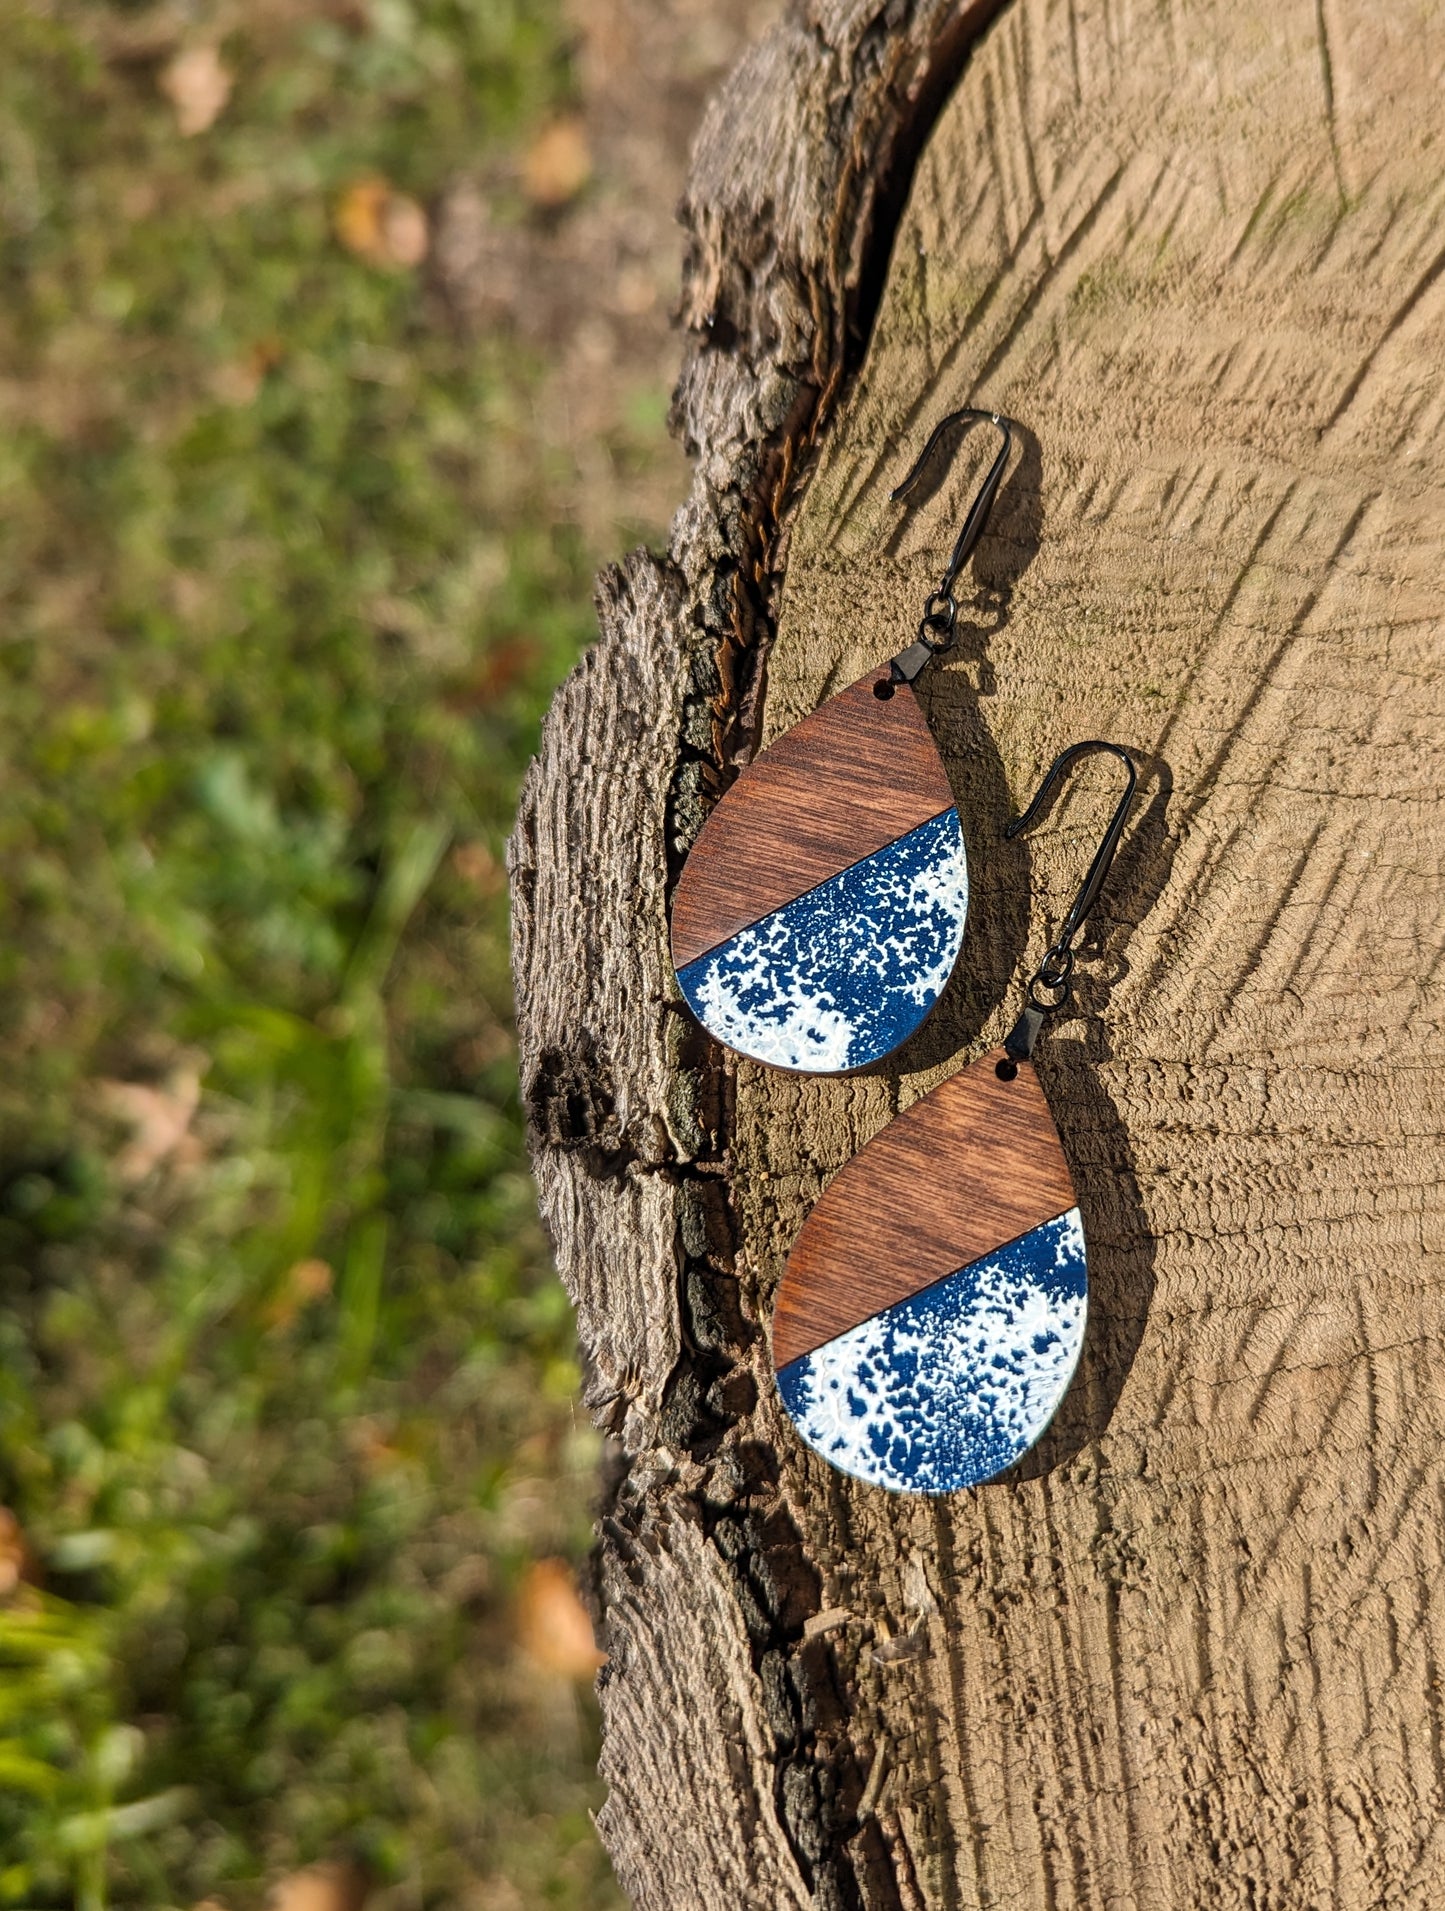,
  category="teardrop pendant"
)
[671,668,968,1072]
[772,1047,1085,1493]
[671,408,1014,1076]
[769,739,1140,1494]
